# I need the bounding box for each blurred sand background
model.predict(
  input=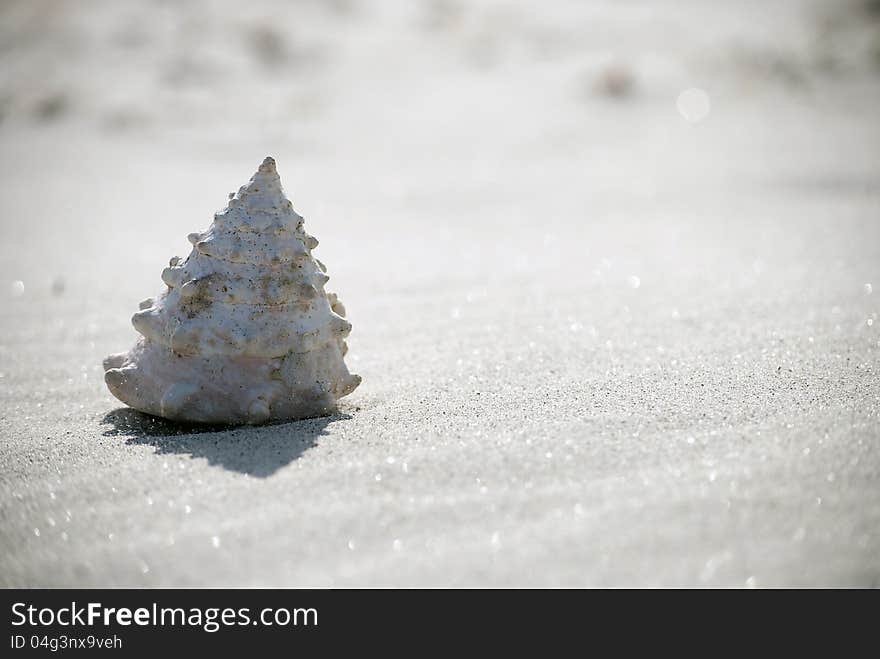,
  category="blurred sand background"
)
[1,0,879,586]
